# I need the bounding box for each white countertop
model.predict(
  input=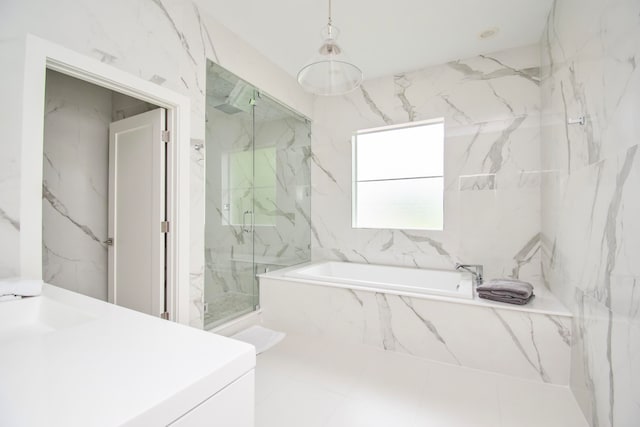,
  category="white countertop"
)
[0,284,255,427]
